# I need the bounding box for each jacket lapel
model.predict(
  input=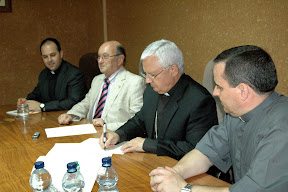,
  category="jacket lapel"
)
[147,90,159,138]
[157,75,188,140]
[55,62,67,98]
[101,67,126,120]
[40,69,51,101]
[88,74,105,120]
